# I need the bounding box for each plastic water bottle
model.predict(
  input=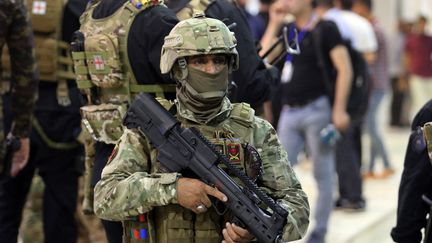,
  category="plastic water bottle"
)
[320,124,340,145]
